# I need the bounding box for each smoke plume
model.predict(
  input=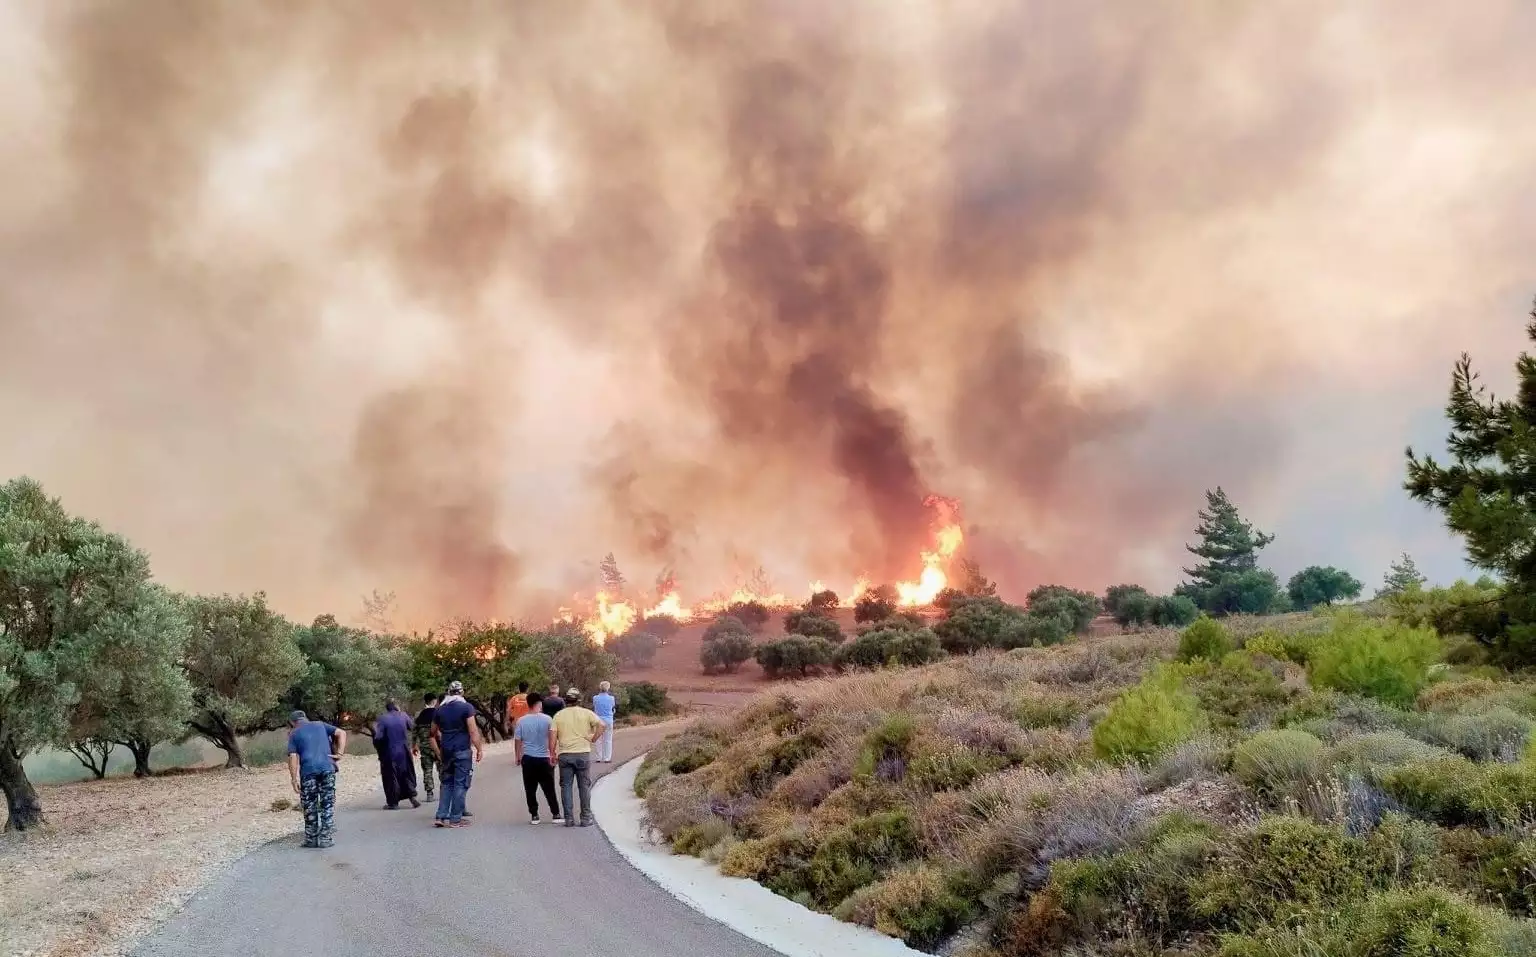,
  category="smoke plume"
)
[1,1,1533,624]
